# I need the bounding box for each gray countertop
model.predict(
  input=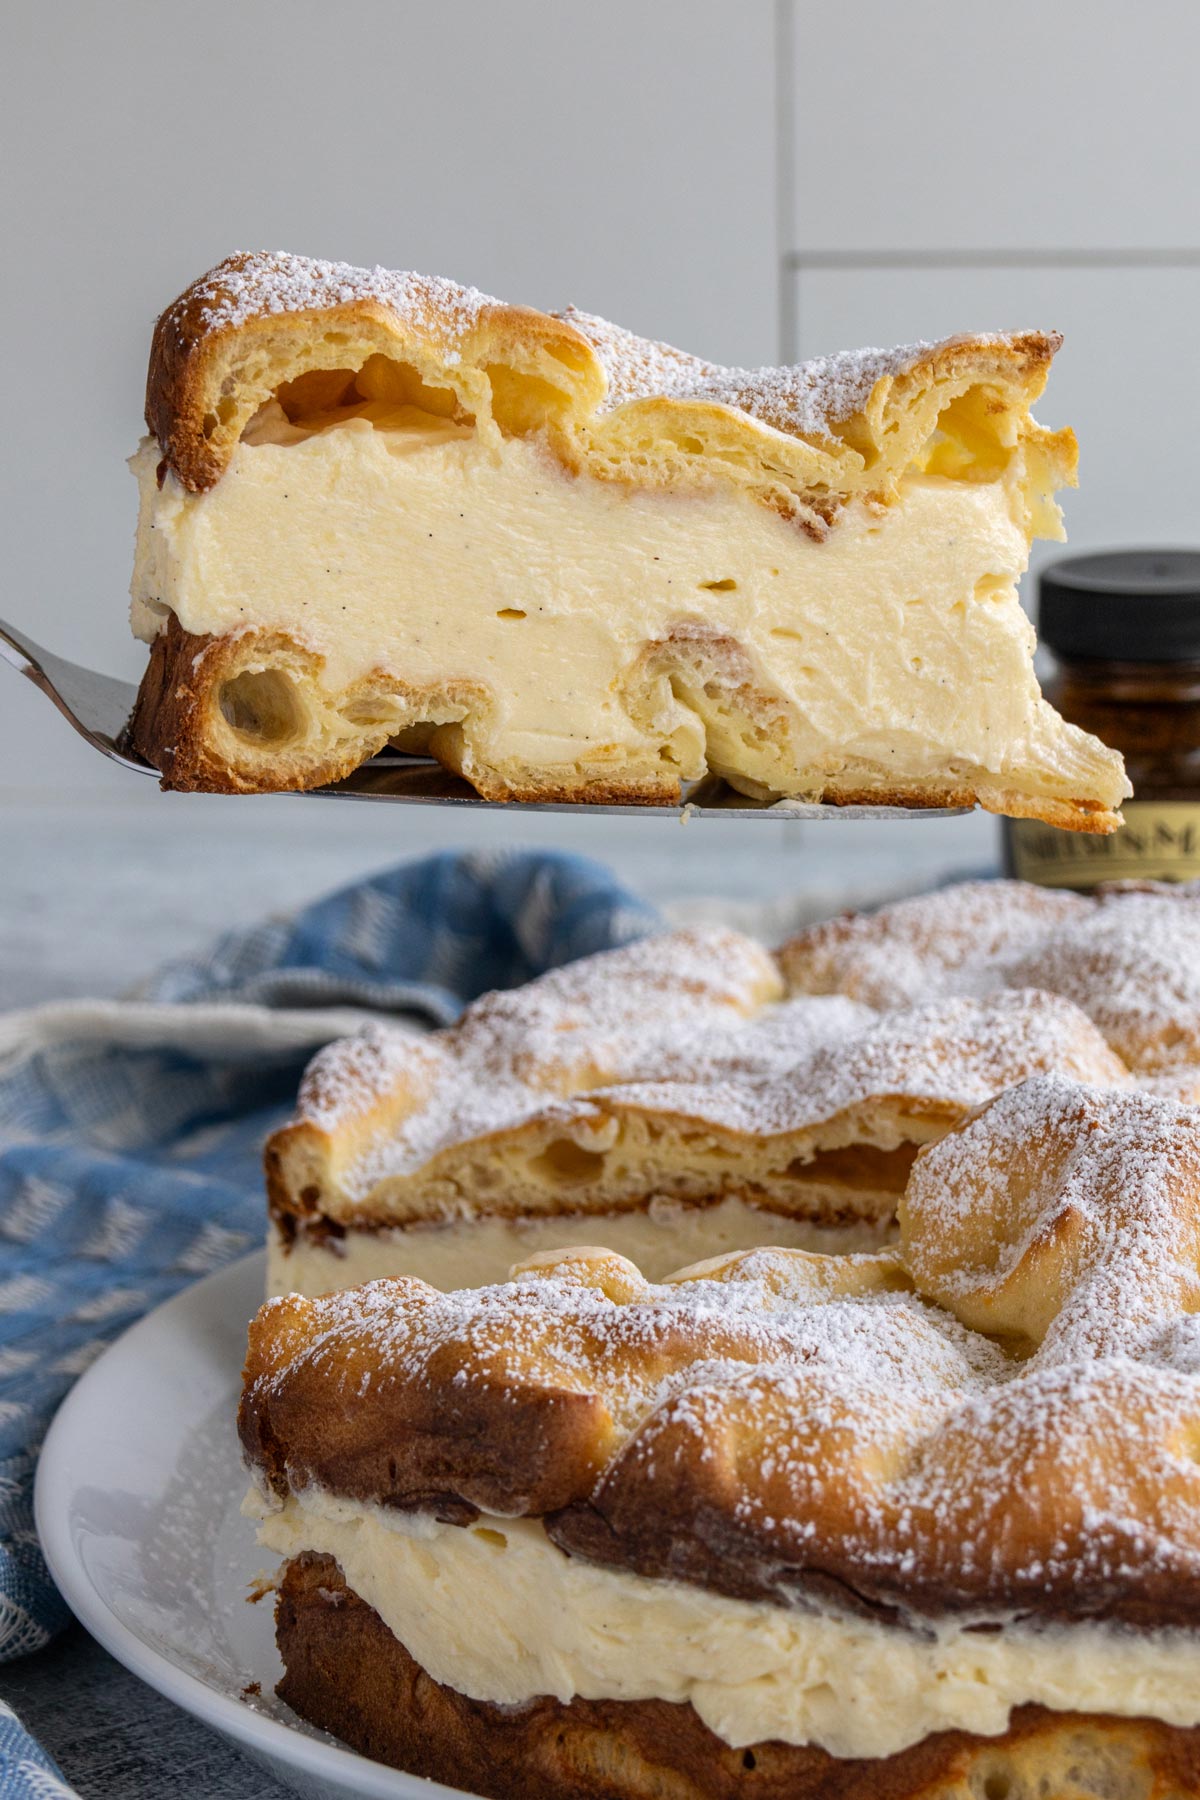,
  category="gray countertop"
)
[1,789,999,1008]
